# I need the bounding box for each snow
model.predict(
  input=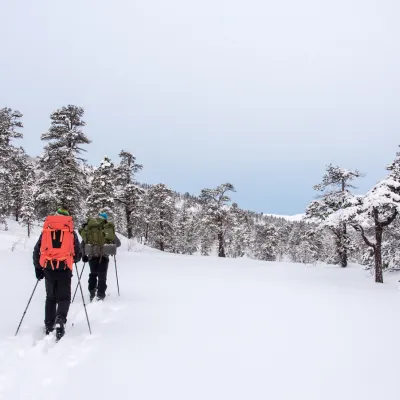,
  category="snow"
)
[1,220,400,399]
[265,213,304,222]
